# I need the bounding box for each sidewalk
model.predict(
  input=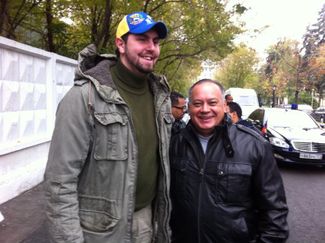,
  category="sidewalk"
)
[0,182,48,243]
